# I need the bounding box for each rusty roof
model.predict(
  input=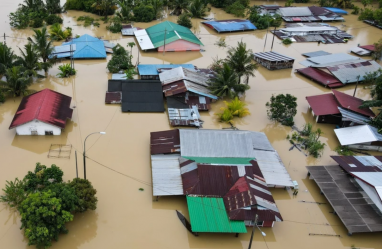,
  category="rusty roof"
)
[306,93,340,116]
[331,156,382,173]
[359,45,375,51]
[296,67,343,88]
[105,92,121,104]
[332,90,375,117]
[150,129,180,155]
